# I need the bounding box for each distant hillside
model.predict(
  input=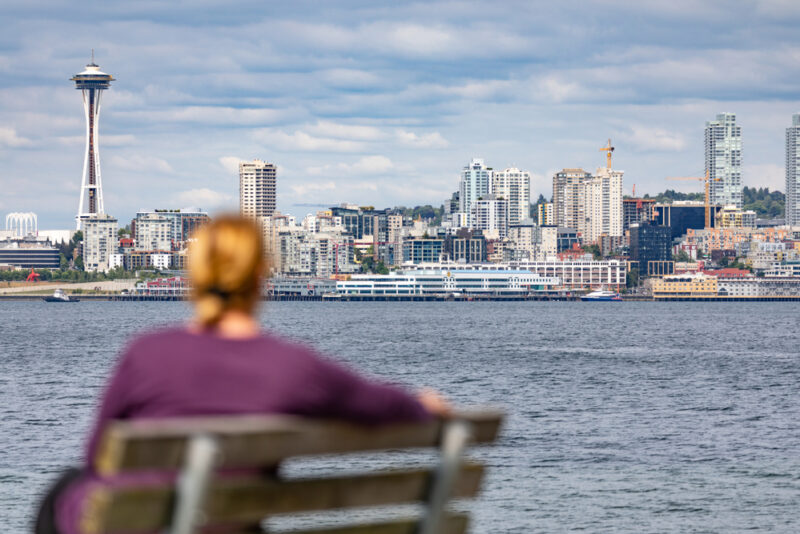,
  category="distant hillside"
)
[394,204,444,225]
[641,189,704,203]
[635,187,785,218]
[742,186,784,218]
